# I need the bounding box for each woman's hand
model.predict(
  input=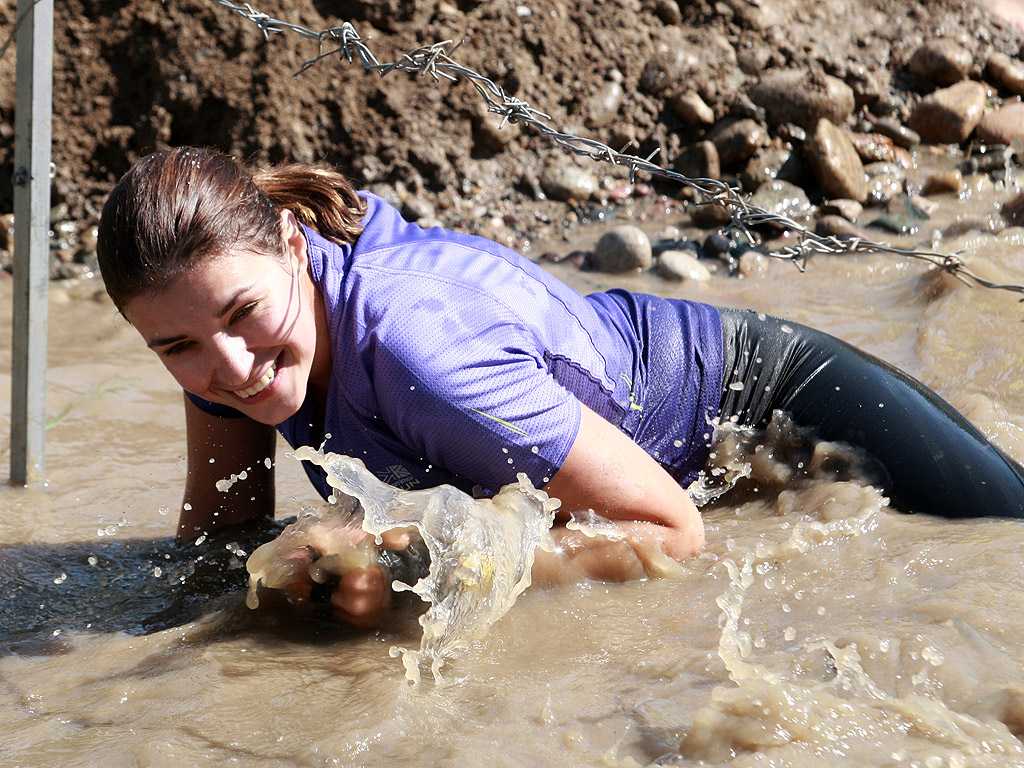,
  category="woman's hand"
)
[271,526,415,628]
[537,403,705,585]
